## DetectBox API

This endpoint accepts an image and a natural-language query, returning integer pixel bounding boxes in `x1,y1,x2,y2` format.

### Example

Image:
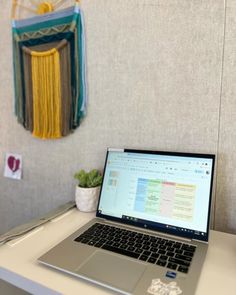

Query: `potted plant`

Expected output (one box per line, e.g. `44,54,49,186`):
74,169,103,212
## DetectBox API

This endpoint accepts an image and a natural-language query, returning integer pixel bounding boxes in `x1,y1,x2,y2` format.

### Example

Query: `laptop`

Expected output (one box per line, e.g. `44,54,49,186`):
38,148,215,295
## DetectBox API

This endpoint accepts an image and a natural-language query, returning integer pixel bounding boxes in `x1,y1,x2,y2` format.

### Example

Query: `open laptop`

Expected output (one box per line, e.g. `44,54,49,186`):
38,148,215,295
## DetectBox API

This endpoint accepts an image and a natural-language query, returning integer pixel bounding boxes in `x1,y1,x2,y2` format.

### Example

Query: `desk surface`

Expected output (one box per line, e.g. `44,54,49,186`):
0,209,236,295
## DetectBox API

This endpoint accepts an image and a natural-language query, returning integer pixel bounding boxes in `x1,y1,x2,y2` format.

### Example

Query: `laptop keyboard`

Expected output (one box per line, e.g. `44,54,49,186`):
74,223,196,274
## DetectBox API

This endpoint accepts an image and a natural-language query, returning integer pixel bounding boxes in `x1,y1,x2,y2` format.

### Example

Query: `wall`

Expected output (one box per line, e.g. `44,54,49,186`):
0,0,235,235
215,0,236,233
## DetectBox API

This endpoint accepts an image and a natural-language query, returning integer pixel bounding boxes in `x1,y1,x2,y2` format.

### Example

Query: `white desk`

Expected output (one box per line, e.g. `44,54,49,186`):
0,209,236,295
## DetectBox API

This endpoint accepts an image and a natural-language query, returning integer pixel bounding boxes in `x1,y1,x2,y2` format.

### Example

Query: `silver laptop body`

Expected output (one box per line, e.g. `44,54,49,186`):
38,148,215,295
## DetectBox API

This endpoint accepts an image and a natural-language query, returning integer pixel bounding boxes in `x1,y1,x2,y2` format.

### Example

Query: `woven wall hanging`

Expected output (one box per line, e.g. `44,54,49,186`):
11,0,87,139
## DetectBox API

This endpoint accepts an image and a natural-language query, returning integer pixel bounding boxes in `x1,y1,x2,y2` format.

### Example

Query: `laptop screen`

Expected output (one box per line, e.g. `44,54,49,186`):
97,148,215,242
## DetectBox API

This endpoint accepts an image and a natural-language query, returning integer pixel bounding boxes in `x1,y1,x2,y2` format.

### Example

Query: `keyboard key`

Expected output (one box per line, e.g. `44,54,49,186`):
139,255,148,261
119,244,127,250
94,242,103,248
151,243,159,248
74,236,83,242
143,251,151,256
175,249,183,254
169,258,190,267
188,245,196,252
128,237,136,242
159,245,166,250
175,254,192,262
142,245,150,250
79,234,91,240
135,248,143,254
160,255,168,261
166,252,174,257
167,262,177,270
151,253,159,259
106,235,114,241
182,244,194,251
150,236,157,241
136,243,142,249
173,243,181,249
178,265,189,273
184,251,194,257
81,239,90,244
166,246,174,252
113,242,121,248
102,244,139,259
127,246,135,252
158,249,166,255
121,239,128,246
156,260,167,267
148,257,157,264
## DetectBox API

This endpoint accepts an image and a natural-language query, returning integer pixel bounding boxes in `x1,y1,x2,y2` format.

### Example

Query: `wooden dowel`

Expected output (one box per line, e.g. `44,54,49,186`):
22,39,67,56
12,0,79,20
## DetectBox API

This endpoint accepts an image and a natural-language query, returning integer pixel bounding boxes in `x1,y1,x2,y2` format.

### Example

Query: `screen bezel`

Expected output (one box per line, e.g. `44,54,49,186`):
96,148,215,242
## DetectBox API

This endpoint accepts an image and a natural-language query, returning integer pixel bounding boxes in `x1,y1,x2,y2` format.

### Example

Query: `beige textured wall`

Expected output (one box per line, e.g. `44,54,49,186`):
0,0,234,235
215,0,236,233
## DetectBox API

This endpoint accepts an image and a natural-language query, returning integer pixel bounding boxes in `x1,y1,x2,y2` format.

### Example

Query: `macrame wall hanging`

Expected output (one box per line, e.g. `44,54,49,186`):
11,0,87,139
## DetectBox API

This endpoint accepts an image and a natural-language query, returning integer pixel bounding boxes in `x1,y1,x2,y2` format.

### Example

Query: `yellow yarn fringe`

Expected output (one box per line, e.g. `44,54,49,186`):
31,48,62,139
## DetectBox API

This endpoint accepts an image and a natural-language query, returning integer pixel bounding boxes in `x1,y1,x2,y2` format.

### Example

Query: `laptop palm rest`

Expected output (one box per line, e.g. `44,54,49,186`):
77,251,146,292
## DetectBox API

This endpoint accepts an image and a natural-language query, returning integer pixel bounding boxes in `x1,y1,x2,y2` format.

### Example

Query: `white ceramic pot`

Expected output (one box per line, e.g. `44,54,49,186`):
75,186,101,212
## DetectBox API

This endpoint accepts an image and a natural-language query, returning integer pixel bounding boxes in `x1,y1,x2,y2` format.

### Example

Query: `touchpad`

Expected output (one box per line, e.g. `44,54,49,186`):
77,251,146,292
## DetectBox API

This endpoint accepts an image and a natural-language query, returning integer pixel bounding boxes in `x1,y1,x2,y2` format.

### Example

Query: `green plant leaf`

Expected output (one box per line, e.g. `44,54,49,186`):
74,169,102,188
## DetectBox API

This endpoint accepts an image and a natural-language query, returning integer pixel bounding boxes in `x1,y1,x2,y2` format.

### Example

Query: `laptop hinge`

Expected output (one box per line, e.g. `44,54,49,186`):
192,239,208,244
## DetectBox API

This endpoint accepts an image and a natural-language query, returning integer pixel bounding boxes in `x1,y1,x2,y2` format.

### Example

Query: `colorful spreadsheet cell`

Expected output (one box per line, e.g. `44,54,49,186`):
134,178,196,222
